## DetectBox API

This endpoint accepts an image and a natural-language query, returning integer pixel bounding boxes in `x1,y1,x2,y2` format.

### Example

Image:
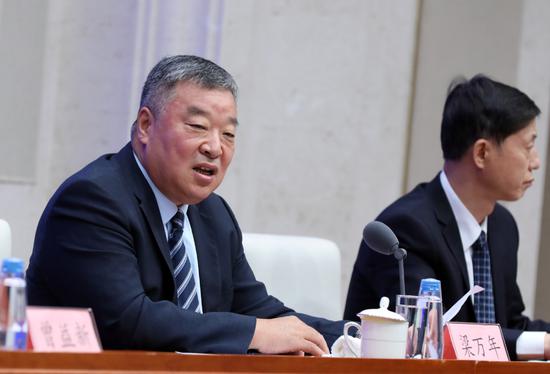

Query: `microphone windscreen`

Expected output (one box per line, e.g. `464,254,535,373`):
363,221,399,255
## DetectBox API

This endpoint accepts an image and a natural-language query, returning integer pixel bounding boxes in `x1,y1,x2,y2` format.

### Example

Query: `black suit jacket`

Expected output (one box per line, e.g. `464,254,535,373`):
27,143,343,353
344,174,550,359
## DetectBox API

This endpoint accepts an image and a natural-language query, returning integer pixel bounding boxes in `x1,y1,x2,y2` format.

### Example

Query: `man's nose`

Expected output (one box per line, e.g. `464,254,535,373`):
200,132,222,159
529,148,541,171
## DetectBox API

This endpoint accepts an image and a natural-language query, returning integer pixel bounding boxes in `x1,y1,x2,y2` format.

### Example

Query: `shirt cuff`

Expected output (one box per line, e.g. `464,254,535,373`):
516,331,546,360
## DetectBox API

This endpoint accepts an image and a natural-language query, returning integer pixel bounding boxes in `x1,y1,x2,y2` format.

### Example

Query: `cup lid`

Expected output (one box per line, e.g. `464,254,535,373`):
356,296,406,322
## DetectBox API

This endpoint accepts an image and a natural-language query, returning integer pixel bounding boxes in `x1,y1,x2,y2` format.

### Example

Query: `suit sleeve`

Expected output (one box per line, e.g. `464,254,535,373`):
218,197,345,347
493,208,550,358
29,178,262,353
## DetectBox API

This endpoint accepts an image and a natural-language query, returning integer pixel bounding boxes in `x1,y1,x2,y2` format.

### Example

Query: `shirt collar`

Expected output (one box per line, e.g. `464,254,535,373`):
440,170,488,251
133,152,188,225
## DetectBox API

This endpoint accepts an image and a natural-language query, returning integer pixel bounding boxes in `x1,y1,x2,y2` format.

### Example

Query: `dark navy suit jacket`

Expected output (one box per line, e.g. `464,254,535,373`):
27,143,343,353
344,174,550,359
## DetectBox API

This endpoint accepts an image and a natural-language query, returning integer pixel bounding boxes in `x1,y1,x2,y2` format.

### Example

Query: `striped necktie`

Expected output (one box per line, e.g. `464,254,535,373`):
472,231,496,323
168,210,200,312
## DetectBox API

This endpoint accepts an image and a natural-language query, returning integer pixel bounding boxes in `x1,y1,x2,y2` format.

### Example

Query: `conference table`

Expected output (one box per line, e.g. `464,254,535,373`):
0,350,549,373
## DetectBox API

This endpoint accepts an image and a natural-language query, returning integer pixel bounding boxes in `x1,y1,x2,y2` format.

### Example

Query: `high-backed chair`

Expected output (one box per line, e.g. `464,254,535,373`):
242,233,341,320
0,219,12,260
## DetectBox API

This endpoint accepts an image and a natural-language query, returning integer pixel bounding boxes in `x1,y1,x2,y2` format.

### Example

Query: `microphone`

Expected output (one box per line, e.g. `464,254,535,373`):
363,221,407,295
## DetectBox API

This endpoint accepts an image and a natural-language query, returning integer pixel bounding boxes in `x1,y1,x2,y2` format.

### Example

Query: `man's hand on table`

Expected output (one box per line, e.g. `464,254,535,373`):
249,316,329,356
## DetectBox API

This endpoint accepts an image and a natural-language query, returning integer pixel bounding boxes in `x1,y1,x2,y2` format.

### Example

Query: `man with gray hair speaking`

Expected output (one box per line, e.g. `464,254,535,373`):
27,55,343,355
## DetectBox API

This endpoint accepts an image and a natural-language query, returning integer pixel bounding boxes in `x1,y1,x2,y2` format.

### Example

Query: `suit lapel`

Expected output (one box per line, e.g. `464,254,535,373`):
187,203,221,312
117,143,172,272
428,175,471,291
487,210,505,322
139,197,172,269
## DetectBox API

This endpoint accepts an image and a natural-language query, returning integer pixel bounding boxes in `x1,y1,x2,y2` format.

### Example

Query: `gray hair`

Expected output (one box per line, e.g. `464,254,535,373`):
131,55,238,136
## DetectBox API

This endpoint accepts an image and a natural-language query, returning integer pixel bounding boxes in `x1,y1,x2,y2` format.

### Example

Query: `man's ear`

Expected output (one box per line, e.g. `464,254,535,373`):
472,138,490,169
135,107,154,144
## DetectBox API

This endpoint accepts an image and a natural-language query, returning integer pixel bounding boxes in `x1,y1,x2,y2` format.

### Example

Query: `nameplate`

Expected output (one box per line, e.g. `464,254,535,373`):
27,306,102,352
443,322,509,361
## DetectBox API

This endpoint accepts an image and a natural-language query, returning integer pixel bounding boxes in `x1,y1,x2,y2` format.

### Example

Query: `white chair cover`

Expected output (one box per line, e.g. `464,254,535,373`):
242,233,341,320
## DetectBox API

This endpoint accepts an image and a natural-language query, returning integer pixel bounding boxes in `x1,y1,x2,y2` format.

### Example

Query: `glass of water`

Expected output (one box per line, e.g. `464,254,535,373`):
395,294,443,359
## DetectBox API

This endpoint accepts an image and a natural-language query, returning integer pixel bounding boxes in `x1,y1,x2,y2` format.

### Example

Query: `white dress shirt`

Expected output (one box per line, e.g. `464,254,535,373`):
134,153,203,313
439,170,544,357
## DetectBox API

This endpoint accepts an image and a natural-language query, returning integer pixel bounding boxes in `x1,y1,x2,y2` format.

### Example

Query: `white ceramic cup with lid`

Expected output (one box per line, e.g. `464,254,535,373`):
343,296,408,358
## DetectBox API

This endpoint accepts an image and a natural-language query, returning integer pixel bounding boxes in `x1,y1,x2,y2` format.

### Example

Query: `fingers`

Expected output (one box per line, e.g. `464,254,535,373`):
300,323,329,355
249,316,330,356
285,316,329,355
300,337,327,356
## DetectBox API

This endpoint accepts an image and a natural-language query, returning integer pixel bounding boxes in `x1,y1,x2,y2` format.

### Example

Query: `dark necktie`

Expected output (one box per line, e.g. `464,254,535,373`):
472,231,496,323
168,210,200,312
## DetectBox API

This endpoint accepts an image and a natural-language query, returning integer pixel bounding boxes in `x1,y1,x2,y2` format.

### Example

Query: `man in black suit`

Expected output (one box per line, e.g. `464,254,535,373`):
27,55,343,355
344,75,550,360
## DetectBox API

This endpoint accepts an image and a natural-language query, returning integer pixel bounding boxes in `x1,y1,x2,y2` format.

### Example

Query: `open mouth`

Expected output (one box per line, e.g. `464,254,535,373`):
193,166,215,176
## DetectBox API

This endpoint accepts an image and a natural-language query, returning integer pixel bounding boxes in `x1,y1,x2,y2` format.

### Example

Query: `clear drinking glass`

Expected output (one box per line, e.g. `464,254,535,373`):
395,294,443,359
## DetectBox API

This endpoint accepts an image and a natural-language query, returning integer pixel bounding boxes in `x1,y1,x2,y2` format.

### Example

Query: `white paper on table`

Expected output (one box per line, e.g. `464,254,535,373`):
442,285,484,324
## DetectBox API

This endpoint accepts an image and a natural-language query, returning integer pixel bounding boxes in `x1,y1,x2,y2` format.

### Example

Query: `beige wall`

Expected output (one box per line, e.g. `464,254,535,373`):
407,0,522,188
217,0,418,308
0,0,549,318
